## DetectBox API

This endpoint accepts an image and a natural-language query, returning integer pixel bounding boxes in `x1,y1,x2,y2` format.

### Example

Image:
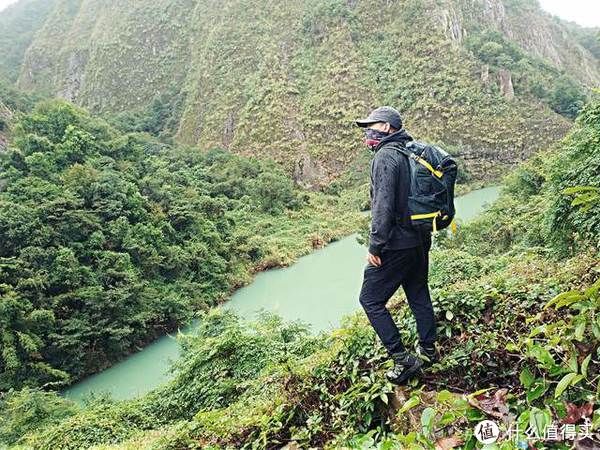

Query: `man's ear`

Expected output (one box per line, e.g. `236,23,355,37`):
384,123,391,133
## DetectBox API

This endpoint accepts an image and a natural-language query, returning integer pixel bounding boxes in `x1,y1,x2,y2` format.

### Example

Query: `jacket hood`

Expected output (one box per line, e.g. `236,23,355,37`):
373,128,413,152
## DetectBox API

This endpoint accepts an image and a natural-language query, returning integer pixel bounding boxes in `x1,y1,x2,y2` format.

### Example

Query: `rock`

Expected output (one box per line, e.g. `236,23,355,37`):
481,64,490,85
574,438,598,450
61,50,88,102
481,0,507,29
498,69,514,100
223,111,236,148
435,4,466,43
435,435,463,449
0,101,13,153
293,153,325,190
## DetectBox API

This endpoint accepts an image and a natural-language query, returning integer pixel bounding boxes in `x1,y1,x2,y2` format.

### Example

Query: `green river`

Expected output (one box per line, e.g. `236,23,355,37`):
64,185,501,402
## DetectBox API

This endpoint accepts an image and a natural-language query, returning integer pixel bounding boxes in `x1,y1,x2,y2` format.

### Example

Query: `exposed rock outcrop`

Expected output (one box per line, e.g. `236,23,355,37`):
60,50,87,102
498,68,514,99
293,153,326,190
0,100,12,152
2,0,592,185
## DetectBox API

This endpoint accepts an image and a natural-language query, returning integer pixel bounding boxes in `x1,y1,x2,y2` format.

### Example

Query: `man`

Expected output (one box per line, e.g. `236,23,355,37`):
355,106,438,385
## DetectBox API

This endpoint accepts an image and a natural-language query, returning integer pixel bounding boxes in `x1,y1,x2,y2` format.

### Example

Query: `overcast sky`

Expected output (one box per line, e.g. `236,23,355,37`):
0,0,598,26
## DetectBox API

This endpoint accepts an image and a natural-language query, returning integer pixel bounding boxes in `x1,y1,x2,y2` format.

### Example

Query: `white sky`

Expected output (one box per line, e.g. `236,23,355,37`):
0,0,18,12
0,0,598,26
538,0,600,27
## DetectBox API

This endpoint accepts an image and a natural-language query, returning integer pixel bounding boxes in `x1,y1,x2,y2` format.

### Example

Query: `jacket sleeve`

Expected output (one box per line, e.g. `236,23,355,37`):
368,148,399,257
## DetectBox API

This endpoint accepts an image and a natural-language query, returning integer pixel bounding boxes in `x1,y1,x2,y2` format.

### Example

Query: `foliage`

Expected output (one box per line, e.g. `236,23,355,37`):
0,4,599,449
0,388,77,445
4,0,587,183
465,30,589,118
546,95,600,252
0,78,40,114
0,99,362,391
548,75,588,119
0,0,57,82
12,310,324,449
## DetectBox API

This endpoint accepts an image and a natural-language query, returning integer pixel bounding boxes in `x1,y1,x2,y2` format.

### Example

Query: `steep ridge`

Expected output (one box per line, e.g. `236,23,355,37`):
0,0,57,82
5,0,597,185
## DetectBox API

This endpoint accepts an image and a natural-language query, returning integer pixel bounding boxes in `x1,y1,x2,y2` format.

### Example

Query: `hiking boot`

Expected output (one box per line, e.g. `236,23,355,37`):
418,344,439,368
385,351,423,385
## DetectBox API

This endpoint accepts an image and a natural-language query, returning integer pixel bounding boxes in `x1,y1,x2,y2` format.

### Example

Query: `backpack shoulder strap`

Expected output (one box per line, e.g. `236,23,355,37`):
387,141,413,159
392,142,443,178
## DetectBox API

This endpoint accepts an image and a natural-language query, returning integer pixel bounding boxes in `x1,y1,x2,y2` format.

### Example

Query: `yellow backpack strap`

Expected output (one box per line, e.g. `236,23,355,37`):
410,211,441,233
411,154,444,178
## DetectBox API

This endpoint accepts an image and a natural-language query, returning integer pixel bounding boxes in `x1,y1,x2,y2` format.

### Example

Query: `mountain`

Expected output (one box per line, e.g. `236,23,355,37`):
0,0,57,82
1,0,599,187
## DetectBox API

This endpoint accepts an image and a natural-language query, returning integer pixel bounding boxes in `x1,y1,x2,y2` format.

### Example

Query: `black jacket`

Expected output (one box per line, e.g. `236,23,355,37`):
368,129,429,256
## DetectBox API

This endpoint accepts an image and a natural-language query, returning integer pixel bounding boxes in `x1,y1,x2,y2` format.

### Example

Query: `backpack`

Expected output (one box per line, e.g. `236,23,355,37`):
395,141,458,233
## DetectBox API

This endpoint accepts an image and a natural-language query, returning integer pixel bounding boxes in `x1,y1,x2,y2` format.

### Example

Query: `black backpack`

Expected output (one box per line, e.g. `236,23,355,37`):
395,141,458,233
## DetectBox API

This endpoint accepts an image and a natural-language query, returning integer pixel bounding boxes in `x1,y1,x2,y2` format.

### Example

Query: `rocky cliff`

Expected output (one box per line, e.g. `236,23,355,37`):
2,0,598,185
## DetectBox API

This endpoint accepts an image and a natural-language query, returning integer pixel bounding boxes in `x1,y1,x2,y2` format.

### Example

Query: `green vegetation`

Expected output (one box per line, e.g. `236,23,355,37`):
0,1,599,448
0,0,57,82
8,0,596,184
2,94,597,450
465,30,589,118
0,100,364,391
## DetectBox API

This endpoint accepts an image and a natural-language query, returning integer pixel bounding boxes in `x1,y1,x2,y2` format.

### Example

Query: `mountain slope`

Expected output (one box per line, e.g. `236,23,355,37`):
4,94,599,450
0,0,57,82
3,0,599,185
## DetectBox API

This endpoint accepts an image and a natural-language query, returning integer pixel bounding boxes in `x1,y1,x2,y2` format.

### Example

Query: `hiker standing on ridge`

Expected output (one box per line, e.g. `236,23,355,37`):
355,106,438,385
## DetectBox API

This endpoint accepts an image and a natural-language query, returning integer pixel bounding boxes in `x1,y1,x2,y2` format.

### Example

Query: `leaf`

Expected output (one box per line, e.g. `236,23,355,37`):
574,321,586,341
436,390,453,403
380,393,389,405
555,372,578,398
445,310,454,321
562,402,594,424
544,291,584,310
527,382,547,403
584,279,600,299
519,367,535,388
581,354,592,378
592,322,600,340
592,410,600,430
421,407,436,437
528,344,557,371
571,374,584,387
399,395,420,413
469,387,493,397
529,407,552,438
562,186,600,195
567,354,579,373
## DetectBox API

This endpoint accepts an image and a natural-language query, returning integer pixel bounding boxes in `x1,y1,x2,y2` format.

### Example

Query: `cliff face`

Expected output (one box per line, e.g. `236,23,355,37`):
434,0,600,87
0,101,10,152
3,0,598,185
0,0,57,82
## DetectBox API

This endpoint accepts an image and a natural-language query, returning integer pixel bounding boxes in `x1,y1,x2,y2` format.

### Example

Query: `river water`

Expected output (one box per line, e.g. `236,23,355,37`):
63,185,501,402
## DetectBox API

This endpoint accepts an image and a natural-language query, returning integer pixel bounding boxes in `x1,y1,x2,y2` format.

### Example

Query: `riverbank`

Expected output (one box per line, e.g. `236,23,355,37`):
61,185,501,402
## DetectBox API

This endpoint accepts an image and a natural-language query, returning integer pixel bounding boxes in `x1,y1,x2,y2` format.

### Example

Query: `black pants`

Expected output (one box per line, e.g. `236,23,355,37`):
358,241,436,355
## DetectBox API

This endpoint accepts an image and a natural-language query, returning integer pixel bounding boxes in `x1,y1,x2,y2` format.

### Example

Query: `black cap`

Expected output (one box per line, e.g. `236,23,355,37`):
355,106,403,130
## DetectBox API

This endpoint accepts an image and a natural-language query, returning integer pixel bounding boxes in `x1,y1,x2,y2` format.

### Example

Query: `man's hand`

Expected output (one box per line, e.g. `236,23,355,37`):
367,252,382,267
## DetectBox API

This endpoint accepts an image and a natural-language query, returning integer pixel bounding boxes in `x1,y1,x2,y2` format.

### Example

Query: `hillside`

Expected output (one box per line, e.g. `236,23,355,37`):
0,99,369,391
2,0,598,185
0,0,57,82
1,93,598,450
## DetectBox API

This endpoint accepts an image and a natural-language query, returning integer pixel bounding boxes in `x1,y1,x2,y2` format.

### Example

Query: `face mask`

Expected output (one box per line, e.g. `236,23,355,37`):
364,128,389,148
